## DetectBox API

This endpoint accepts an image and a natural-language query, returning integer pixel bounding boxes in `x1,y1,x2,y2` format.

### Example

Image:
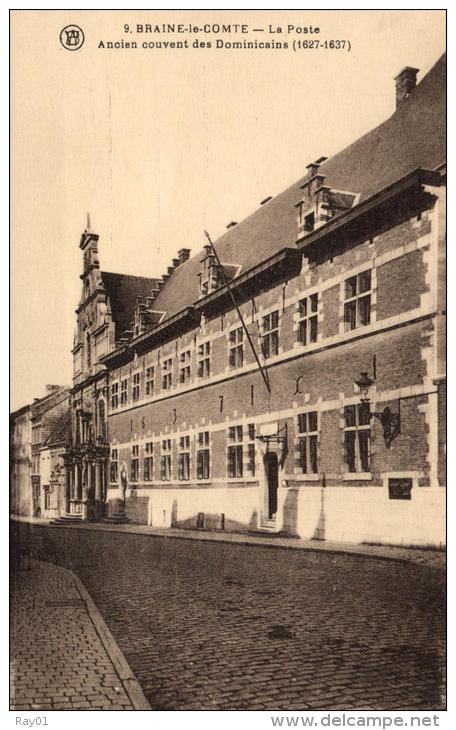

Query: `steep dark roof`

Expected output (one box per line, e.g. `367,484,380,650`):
101,272,160,337
10,403,31,420
152,54,446,319
31,386,69,419
42,408,71,447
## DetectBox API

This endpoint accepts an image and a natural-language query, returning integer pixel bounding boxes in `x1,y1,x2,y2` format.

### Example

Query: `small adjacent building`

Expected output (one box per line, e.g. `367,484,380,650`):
10,386,70,518
10,404,32,517
40,409,71,519
31,386,72,517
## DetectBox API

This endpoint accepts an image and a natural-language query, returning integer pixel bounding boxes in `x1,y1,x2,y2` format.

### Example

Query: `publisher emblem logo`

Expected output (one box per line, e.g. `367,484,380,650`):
60,25,85,51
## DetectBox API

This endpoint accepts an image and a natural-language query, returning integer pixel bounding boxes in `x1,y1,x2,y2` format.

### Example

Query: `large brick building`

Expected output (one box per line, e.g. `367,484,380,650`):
66,56,445,546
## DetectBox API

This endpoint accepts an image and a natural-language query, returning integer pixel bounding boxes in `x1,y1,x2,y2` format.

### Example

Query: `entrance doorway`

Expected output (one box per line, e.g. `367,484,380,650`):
264,452,279,519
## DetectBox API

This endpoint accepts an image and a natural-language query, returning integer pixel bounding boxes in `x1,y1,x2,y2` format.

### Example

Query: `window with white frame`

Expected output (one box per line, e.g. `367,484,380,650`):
160,439,172,481
110,448,118,483
162,359,173,390
111,382,119,410
229,327,244,369
247,423,256,477
261,311,279,359
344,403,371,473
143,442,153,481
131,444,139,482
196,432,210,479
178,435,190,481
145,366,155,396
297,412,318,474
198,342,211,379
132,372,141,402
227,424,256,478
228,426,243,478
120,378,128,406
97,400,107,442
298,294,318,346
179,351,191,384
344,270,372,331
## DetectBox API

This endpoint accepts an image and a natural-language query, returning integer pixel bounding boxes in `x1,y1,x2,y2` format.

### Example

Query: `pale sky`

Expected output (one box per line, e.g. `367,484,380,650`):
10,9,446,411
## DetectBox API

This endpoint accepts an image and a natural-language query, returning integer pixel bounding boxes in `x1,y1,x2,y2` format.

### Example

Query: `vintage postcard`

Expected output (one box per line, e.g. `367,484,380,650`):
10,8,446,719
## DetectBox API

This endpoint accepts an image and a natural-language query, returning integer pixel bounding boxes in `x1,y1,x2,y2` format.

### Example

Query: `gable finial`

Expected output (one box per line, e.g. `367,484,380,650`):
86,212,91,232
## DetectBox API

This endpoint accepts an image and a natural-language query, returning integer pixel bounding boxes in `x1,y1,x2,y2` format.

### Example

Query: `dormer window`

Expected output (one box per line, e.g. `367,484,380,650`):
296,185,358,242
198,244,239,299
304,212,315,233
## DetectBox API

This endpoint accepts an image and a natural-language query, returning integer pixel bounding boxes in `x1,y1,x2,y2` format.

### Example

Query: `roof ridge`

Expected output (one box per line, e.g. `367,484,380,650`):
147,52,445,321
101,270,159,282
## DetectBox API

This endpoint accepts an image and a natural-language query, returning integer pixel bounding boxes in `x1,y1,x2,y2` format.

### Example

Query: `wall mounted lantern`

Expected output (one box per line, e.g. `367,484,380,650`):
355,372,401,448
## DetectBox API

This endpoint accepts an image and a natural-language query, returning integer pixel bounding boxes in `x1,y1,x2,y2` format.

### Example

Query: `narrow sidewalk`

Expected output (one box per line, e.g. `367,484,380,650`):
10,559,151,711
13,515,445,569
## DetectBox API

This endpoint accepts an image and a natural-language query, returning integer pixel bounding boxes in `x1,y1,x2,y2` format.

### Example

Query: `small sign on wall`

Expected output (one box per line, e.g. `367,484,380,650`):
388,478,413,500
261,422,278,436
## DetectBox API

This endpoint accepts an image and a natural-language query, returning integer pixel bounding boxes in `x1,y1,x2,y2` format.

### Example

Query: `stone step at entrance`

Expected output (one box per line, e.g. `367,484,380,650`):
49,513,84,525
102,512,130,524
249,517,283,536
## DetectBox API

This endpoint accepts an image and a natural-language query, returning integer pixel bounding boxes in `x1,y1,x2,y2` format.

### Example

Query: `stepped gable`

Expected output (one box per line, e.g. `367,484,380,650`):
100,271,160,338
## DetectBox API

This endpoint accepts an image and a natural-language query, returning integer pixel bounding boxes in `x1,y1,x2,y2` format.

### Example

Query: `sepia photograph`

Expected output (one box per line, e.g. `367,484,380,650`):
10,8,446,717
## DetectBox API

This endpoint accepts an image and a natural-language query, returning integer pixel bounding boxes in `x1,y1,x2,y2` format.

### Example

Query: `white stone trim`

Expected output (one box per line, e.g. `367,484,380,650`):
110,380,437,450
108,301,435,417
381,471,420,494
343,472,373,481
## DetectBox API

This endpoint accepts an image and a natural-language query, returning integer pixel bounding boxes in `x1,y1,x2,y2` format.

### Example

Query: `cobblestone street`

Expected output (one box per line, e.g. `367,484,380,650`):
10,558,148,710
17,524,446,711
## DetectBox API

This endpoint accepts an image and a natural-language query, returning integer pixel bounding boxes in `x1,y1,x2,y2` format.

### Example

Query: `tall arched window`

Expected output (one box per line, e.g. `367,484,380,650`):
98,400,106,443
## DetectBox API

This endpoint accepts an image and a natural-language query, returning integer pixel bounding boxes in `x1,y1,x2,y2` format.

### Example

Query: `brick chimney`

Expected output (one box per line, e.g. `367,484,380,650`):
394,66,419,108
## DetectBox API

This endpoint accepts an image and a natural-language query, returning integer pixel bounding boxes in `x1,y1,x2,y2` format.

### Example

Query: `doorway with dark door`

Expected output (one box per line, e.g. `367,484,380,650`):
264,452,279,519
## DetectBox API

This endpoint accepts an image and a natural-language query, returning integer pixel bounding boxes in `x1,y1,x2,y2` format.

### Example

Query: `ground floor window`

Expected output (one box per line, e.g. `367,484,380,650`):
110,449,118,483
228,424,256,478
297,411,318,474
131,444,139,482
178,436,190,481
228,425,243,477
143,442,153,481
247,424,256,477
196,432,210,479
160,439,172,481
344,403,371,472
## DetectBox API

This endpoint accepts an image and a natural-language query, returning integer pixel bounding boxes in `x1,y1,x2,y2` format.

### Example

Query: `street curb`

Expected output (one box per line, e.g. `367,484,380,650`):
21,517,445,569
42,560,152,711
